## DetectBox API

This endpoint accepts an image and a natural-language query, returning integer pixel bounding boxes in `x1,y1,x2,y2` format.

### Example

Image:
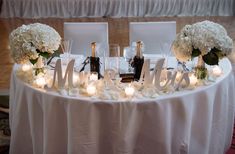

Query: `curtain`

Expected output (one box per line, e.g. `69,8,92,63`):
1,0,234,18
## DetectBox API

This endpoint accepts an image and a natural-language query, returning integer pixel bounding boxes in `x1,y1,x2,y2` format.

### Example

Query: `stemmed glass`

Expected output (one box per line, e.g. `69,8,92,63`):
104,44,120,80
160,41,172,68
61,39,73,64
123,46,135,73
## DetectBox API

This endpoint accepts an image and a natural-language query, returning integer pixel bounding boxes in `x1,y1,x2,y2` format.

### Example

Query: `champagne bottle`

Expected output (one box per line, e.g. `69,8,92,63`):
91,42,96,57
90,42,101,79
132,41,144,81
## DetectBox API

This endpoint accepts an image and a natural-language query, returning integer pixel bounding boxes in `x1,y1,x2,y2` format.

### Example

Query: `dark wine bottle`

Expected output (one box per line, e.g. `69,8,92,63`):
131,41,144,81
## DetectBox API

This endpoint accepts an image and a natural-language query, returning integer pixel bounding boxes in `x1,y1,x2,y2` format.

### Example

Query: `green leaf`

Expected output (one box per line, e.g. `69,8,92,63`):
52,50,61,57
211,47,225,59
192,48,201,58
195,67,208,79
39,52,51,59
202,52,219,65
29,58,38,65
46,50,61,65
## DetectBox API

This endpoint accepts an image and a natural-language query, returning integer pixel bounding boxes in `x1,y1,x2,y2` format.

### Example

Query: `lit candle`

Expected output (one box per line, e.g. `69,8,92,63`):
212,66,222,77
87,84,97,96
189,74,198,86
90,72,98,81
125,85,135,97
22,64,31,72
91,42,96,57
35,76,46,88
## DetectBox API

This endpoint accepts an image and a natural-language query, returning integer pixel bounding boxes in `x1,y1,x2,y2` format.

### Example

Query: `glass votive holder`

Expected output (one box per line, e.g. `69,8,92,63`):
73,72,80,86
212,65,222,77
35,74,46,88
86,83,97,96
89,72,98,81
189,73,198,86
78,71,90,87
125,84,135,98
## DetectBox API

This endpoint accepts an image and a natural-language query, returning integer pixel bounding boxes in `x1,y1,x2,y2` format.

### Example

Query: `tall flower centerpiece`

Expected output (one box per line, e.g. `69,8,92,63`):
9,23,61,75
172,20,233,79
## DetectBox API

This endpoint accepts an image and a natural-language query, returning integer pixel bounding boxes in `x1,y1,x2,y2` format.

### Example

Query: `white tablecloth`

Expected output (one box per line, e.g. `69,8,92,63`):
1,0,234,18
9,58,235,154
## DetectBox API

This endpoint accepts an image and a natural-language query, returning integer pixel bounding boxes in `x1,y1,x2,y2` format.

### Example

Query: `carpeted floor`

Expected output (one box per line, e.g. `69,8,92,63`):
0,95,10,154
0,95,234,154
227,124,235,154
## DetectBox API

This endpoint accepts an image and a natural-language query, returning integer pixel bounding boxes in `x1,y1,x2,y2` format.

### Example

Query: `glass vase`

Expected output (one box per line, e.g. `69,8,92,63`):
34,56,45,76
194,55,208,80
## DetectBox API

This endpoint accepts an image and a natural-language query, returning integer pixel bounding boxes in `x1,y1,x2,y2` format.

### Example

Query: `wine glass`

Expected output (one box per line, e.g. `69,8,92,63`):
130,41,145,56
123,46,135,72
160,41,172,68
61,39,73,64
186,58,196,72
104,44,120,80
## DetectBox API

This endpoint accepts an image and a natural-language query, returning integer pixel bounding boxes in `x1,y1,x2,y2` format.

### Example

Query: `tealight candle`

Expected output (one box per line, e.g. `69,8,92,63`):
125,85,135,97
212,66,222,77
35,77,46,88
87,84,97,96
189,74,198,86
22,64,31,72
90,72,98,81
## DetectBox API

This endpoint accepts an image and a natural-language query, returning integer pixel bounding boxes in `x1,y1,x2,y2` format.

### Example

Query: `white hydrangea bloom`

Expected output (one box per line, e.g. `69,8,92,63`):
9,23,61,64
172,20,233,62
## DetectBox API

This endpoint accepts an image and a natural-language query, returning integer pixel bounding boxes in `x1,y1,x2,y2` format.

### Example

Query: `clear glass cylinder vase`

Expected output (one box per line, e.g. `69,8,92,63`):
34,56,45,76
194,55,208,80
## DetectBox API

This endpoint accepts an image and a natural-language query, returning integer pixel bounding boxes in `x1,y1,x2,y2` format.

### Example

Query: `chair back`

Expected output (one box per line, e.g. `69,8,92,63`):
64,22,109,56
129,21,176,54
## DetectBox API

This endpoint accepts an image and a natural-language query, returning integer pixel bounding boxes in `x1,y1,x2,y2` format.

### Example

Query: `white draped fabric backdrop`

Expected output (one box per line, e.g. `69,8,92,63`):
1,0,235,18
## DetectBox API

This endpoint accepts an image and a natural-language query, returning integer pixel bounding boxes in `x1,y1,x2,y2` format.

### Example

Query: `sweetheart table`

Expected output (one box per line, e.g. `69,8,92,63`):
9,57,235,154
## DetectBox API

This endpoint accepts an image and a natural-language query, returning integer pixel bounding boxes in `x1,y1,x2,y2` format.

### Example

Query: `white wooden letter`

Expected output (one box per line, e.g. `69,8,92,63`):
50,59,75,89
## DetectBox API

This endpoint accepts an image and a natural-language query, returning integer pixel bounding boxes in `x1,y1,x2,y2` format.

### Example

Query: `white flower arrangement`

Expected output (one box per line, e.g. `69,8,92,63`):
172,20,233,65
9,23,61,64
